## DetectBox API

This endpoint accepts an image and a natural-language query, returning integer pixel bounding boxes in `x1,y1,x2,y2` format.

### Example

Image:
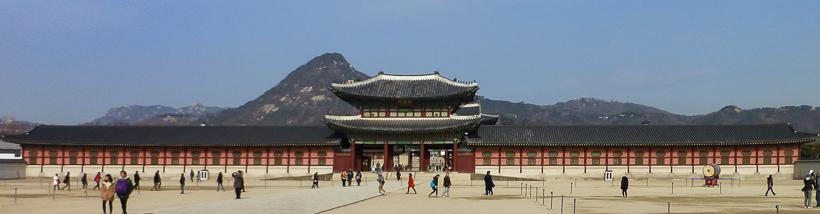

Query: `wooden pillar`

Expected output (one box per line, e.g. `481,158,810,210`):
519,146,523,173
626,146,631,173
497,146,502,174
648,146,652,174
583,146,587,173
420,143,427,172
562,146,566,174
307,147,312,173
453,142,458,172
776,144,781,172
350,143,357,172
384,143,392,172
286,147,291,174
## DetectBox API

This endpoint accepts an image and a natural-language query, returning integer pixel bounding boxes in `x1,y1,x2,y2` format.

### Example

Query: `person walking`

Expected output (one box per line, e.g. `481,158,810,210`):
355,171,362,186
179,173,186,194
620,175,629,198
93,172,101,190
803,173,815,208
100,174,115,214
53,173,61,191
63,172,71,191
81,173,88,189
428,174,439,198
396,169,402,181
312,172,319,188
134,171,141,190
442,172,451,197
233,170,244,199
216,172,225,191
377,171,386,195
151,170,161,191
341,171,348,187
115,171,134,214
484,171,494,195
347,169,353,187
406,173,417,194
815,172,820,207
189,169,195,182
196,171,202,183
765,174,776,196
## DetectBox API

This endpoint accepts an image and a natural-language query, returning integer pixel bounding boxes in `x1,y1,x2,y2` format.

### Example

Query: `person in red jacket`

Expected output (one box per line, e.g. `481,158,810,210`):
406,173,416,194
93,172,101,190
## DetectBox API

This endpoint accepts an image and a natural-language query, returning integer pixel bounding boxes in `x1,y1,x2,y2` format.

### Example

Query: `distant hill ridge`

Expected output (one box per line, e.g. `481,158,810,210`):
79,53,820,133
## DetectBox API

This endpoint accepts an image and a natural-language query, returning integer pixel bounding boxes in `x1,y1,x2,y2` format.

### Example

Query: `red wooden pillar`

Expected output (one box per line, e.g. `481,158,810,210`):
420,143,427,172
350,143,357,171
383,143,392,172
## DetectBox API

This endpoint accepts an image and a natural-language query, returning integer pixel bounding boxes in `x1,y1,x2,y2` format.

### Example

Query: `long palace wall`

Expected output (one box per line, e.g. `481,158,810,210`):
473,144,800,178
21,145,336,178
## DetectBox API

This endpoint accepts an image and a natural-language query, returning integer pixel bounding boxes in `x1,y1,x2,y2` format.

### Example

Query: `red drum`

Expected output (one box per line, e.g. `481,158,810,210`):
702,163,721,178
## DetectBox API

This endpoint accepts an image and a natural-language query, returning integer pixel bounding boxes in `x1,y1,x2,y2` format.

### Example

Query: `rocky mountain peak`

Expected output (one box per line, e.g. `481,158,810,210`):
201,53,370,126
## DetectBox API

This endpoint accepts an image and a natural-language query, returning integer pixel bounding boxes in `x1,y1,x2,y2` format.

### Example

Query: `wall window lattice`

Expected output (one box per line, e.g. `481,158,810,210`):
527,151,537,157
549,158,557,165
548,151,559,157
528,158,536,165
570,158,579,165
613,158,621,165
506,158,514,165
505,152,516,157
482,152,492,157
483,158,491,165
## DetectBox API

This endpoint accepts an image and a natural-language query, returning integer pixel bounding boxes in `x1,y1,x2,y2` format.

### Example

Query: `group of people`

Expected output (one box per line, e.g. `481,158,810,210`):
97,171,134,214
802,171,820,208
428,163,448,172
339,169,363,187
49,169,247,214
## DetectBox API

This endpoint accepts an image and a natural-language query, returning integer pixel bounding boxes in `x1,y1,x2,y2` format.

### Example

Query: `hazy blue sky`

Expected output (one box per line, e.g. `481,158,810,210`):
2,1,819,125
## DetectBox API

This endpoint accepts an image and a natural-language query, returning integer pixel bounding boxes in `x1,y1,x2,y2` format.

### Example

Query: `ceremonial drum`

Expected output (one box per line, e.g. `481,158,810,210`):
702,163,721,178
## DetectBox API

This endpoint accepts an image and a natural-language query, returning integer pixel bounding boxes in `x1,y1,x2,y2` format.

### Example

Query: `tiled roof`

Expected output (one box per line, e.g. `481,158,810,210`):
322,115,483,133
467,124,819,146
2,125,342,146
329,73,479,100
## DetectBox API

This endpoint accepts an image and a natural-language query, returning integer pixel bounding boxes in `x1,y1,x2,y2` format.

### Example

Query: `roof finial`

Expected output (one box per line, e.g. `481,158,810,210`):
378,71,384,75
434,70,439,75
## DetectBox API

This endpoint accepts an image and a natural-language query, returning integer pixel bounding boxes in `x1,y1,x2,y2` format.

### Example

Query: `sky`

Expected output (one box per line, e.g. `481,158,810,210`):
1,1,819,125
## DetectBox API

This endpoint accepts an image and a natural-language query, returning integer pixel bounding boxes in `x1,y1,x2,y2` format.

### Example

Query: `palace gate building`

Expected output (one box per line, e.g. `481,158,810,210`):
3,72,818,178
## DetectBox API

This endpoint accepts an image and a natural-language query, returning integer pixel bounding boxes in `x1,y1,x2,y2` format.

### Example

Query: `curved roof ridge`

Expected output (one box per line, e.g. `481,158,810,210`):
331,72,477,88
323,115,481,121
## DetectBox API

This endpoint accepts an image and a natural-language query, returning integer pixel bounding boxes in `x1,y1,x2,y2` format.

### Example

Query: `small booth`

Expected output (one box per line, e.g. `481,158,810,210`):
199,169,209,181
604,170,613,181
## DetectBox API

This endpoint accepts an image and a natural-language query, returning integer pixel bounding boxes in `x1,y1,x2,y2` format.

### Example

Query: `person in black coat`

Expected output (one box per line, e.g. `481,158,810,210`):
803,173,815,208
133,171,141,190
620,176,629,198
765,175,775,196
152,170,161,191
217,172,225,191
179,173,186,194
312,172,319,188
484,171,494,195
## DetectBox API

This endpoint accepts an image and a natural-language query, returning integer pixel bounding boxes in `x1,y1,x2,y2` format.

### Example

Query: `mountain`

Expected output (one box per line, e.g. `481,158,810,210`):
0,117,36,136
199,53,370,126
86,102,224,125
80,52,820,134
692,105,820,133
480,97,691,126
479,97,820,133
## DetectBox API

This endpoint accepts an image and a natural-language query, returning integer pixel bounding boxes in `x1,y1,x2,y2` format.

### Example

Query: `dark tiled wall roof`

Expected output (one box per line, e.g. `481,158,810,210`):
2,125,342,146
467,124,819,146
329,74,479,100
